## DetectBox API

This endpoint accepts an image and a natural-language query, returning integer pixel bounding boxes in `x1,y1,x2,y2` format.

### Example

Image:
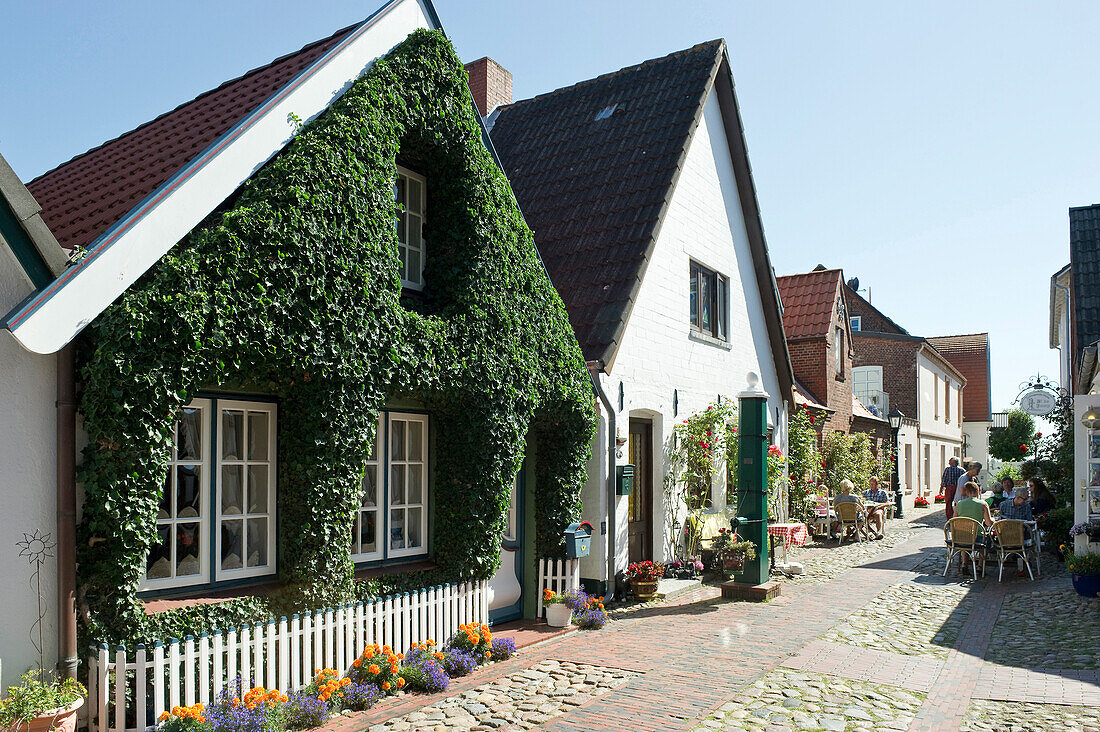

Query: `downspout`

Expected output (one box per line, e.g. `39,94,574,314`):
588,365,617,600
57,344,78,679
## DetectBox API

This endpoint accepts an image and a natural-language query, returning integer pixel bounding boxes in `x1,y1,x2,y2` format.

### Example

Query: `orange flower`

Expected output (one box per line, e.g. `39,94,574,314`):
395,677,406,688
159,712,169,722
426,638,435,646
433,652,444,660
352,658,362,668
396,653,404,660
484,651,491,658
368,664,381,674
381,681,391,691
382,645,392,655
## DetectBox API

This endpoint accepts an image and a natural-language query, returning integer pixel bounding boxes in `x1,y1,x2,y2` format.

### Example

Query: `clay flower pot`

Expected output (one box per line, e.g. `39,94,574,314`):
545,603,573,627
8,697,84,732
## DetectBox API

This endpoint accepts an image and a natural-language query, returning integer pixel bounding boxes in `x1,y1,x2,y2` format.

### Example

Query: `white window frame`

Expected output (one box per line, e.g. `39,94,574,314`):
352,411,430,564
396,167,426,291
850,316,861,332
352,415,384,562
142,397,277,592
834,327,844,375
143,399,212,591
214,400,278,582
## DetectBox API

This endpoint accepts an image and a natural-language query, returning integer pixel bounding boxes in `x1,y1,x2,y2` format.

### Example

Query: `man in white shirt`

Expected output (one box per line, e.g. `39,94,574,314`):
954,462,982,508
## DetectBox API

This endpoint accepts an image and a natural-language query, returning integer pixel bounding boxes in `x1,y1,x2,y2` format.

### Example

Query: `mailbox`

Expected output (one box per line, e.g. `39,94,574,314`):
616,464,634,495
564,521,594,558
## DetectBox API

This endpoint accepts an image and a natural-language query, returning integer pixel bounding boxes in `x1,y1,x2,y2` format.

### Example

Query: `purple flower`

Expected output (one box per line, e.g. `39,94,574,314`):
561,588,590,613
335,683,381,712
205,678,268,732
400,645,449,693
284,691,329,729
442,648,479,677
490,637,517,661
574,608,608,630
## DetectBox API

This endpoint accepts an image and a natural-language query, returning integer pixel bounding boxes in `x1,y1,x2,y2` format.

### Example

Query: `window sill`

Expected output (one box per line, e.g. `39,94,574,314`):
687,329,731,350
353,558,439,580
141,579,280,615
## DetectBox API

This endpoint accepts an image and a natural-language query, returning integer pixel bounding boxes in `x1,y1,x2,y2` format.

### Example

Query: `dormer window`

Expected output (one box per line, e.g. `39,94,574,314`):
395,167,425,290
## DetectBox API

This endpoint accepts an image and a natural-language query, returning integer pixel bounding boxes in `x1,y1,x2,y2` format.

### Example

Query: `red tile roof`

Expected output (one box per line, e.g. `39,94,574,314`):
927,333,991,421
775,268,843,340
26,23,357,252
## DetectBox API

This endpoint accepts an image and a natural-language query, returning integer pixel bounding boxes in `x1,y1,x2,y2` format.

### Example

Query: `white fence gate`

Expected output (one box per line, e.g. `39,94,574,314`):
86,580,488,732
535,558,580,617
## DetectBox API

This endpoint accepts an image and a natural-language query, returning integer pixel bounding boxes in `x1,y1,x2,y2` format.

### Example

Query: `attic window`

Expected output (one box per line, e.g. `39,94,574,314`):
395,167,425,290
594,104,618,121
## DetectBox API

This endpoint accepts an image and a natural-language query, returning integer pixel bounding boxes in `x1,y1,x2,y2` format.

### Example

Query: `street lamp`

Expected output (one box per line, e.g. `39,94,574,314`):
888,408,904,519
1082,406,1100,430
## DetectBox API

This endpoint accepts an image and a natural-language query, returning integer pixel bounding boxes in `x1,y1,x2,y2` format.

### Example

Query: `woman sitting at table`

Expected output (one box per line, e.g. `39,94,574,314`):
955,481,993,527
833,479,866,538
987,476,1014,507
861,476,889,538
1028,477,1055,515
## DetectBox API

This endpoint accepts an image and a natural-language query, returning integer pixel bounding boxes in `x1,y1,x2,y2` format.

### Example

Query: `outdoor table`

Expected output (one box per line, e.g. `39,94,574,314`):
864,502,891,538
768,522,809,569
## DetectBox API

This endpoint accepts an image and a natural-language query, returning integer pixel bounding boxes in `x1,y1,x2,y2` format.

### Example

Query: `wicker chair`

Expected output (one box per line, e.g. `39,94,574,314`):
834,501,867,545
944,517,985,580
990,519,1034,582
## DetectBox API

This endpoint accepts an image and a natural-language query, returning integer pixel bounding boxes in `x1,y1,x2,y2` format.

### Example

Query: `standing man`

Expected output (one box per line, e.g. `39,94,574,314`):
941,457,965,520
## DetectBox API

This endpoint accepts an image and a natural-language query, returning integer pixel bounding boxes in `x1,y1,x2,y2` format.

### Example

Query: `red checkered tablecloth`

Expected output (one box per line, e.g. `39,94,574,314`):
767,522,810,551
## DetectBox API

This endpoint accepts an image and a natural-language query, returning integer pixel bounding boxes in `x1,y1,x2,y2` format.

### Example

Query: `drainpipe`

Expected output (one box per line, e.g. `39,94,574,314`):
588,364,617,600
56,344,78,679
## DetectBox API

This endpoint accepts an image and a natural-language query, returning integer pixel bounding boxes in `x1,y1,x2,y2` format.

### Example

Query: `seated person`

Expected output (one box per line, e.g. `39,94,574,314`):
987,476,1014,507
833,479,865,537
1028,477,1056,515
861,476,889,538
998,488,1034,523
953,481,992,568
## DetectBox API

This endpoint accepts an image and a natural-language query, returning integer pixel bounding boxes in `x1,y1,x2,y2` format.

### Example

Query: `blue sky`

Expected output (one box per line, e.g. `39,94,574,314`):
2,1,1096,414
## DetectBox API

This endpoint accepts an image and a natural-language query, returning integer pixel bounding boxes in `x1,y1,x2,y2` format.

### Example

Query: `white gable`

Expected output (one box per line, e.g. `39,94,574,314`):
4,0,439,355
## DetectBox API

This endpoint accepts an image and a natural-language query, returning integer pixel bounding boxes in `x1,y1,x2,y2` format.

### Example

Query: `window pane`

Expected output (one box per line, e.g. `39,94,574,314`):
362,466,377,507
395,177,406,208
408,178,422,215
398,243,409,281
715,277,727,340
700,273,712,332
177,523,201,576
407,249,421,285
408,420,423,460
221,520,244,570
358,510,376,554
221,466,243,515
177,407,203,460
222,410,244,460
408,214,422,249
407,464,423,504
248,465,268,513
147,526,172,579
689,271,698,328
248,412,269,461
391,465,405,505
390,509,405,550
407,507,422,549
247,519,268,568
159,471,172,519
391,421,406,461
177,465,202,518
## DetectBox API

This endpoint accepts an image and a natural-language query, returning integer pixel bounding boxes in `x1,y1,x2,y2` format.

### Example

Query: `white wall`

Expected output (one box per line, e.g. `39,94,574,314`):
962,420,991,480
580,87,788,584
0,245,59,690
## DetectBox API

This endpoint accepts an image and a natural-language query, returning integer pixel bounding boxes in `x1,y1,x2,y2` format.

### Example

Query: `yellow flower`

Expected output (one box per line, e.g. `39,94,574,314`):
159,712,170,722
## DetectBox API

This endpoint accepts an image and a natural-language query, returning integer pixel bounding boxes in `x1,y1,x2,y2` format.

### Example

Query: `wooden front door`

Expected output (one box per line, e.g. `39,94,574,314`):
627,419,653,563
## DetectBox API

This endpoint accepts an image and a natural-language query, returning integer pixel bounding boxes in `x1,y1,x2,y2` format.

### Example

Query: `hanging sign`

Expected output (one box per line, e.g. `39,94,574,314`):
1019,388,1058,417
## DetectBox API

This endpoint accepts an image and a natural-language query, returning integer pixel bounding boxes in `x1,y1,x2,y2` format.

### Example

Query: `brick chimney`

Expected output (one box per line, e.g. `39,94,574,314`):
465,57,512,117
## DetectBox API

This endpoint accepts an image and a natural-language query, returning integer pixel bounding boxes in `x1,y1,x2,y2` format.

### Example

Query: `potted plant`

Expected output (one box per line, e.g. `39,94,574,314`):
913,496,929,508
1069,521,1100,542
542,589,573,627
0,671,86,732
1064,549,1100,598
712,528,757,575
933,494,946,504
626,561,664,601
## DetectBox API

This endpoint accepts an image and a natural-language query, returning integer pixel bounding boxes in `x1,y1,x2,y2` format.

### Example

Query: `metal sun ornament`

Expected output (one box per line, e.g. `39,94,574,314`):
17,529,56,676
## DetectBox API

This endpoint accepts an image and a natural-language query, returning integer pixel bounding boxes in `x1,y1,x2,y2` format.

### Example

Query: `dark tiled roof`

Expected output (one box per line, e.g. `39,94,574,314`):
775,269,842,340
927,333,991,421
1070,204,1100,351
26,24,357,252
489,40,724,364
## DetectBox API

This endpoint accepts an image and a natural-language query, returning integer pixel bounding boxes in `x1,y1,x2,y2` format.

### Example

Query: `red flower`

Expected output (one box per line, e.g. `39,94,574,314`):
1019,444,1027,452
1035,432,1042,438
707,405,713,410
809,415,815,424
705,430,712,436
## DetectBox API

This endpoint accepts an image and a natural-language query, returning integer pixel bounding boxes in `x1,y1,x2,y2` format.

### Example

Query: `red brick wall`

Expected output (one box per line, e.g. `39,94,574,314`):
851,334,921,418
846,287,906,335
465,57,513,117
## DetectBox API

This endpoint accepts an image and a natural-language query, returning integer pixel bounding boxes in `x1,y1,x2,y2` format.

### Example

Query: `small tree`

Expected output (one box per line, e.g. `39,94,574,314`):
786,408,819,519
989,409,1037,462
821,430,876,492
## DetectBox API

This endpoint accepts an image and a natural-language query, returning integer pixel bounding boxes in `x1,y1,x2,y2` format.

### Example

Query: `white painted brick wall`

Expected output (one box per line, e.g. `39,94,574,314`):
581,88,788,579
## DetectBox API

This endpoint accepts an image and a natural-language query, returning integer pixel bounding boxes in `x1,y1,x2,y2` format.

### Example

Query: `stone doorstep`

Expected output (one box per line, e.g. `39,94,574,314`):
720,579,782,602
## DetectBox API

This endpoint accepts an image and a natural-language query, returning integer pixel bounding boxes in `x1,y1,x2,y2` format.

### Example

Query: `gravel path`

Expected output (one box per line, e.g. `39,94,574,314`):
691,668,925,732
960,699,1100,731
362,660,636,731
985,588,1100,670
820,581,976,659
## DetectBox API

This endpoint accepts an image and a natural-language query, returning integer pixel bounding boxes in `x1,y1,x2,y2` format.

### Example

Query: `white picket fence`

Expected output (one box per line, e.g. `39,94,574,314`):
535,557,580,617
86,580,488,732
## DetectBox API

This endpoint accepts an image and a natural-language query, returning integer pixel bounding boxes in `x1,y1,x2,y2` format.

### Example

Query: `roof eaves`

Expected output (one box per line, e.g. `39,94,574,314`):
0,152,66,289
1050,263,1072,349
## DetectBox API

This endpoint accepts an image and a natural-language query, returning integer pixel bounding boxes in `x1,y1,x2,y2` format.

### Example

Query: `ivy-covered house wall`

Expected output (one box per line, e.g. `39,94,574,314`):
74,29,596,645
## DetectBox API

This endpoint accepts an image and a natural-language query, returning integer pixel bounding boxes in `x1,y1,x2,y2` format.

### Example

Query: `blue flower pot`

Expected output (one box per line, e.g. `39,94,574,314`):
1071,573,1100,598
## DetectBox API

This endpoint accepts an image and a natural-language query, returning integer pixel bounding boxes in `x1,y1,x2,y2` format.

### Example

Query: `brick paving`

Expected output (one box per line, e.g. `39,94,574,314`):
323,512,1099,732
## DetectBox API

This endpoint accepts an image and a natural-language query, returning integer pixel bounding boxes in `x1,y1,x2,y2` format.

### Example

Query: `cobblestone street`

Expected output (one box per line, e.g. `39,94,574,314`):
324,509,1099,732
